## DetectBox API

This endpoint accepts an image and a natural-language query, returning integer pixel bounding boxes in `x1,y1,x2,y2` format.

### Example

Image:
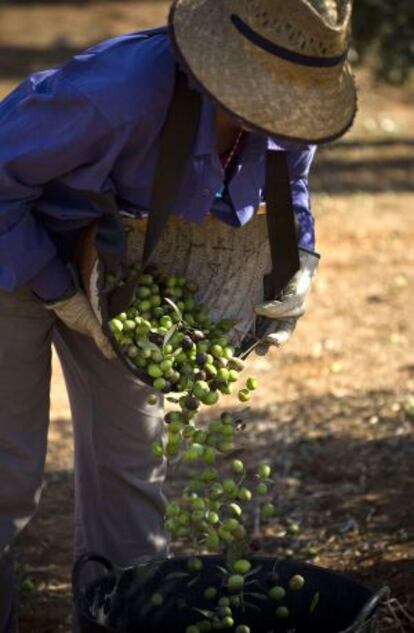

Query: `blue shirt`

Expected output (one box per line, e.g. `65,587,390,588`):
0,28,316,301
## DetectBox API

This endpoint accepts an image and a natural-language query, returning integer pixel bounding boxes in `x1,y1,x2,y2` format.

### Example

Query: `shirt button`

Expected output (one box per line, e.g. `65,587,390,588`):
202,188,210,197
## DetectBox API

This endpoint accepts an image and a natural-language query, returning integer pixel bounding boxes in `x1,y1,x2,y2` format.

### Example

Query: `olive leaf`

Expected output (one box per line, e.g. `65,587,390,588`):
245,578,261,588
137,337,159,352
186,576,200,588
163,323,178,350
192,608,213,618
310,591,320,613
215,565,230,576
164,297,183,321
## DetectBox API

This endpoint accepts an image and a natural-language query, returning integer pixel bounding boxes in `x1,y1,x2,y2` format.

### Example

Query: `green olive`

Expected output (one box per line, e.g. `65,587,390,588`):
276,606,290,619
187,557,203,572
228,369,239,383
202,391,220,406
231,459,244,474
232,559,251,575
258,464,272,479
269,586,286,601
205,531,220,550
238,487,252,502
223,479,237,496
246,377,258,390
204,586,218,600
147,364,163,379
261,503,276,519
151,441,164,458
111,319,123,333
256,483,268,496
238,389,250,403
229,503,242,518
227,574,244,592
289,574,305,591
153,377,167,391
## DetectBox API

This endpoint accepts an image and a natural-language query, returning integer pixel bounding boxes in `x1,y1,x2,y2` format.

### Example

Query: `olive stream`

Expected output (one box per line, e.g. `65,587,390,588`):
108,265,309,632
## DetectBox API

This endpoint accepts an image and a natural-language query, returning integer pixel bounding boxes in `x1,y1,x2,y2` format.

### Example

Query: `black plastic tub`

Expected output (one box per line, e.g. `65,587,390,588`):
73,554,389,633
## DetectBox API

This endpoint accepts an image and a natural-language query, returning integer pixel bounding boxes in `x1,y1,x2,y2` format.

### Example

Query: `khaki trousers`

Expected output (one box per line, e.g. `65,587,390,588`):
0,288,168,632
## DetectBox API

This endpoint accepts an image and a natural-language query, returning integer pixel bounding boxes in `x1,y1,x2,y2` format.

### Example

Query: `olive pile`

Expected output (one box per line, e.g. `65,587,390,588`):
110,266,249,399
109,266,309,632
151,558,308,633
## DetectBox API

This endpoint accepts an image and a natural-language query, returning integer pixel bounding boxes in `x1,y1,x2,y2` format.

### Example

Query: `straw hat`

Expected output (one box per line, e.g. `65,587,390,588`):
169,0,357,144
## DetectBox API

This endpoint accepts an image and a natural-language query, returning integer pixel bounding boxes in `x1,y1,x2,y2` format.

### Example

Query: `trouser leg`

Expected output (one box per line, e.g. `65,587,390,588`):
0,289,53,633
53,323,168,573
0,550,17,633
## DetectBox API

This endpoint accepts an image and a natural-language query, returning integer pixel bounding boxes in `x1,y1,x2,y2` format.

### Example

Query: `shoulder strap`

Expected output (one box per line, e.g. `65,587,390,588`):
264,151,300,299
142,70,202,265
80,68,200,272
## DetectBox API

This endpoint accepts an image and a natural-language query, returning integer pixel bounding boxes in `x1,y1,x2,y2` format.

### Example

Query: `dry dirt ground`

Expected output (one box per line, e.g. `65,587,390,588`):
1,2,413,632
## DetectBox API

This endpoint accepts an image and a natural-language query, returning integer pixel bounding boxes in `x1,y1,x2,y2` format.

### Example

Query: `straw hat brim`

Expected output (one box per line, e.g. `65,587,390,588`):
169,1,357,144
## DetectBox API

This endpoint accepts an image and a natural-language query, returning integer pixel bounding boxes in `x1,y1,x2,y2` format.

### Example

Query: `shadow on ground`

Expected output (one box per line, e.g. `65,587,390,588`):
15,388,413,631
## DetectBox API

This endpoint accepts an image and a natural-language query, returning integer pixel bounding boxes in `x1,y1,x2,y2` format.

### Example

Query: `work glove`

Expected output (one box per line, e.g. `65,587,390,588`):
254,249,320,354
46,290,116,360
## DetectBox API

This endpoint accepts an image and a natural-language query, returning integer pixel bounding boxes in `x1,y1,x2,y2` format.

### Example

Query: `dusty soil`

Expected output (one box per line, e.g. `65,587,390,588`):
1,2,413,632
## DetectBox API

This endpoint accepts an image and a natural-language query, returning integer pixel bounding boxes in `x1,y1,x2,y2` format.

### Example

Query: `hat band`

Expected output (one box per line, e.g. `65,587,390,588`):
231,14,348,68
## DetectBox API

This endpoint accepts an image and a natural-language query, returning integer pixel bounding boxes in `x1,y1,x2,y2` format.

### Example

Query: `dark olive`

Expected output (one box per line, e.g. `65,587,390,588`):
164,412,175,425
149,333,164,346
185,397,201,411
182,335,194,351
209,379,222,392
196,352,208,367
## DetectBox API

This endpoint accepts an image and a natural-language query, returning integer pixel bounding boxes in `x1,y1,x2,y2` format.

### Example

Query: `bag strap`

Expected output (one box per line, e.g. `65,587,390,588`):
263,150,300,299
80,67,200,277
142,69,202,266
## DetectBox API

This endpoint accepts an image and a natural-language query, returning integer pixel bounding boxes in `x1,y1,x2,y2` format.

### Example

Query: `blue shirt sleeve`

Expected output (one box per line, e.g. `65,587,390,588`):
0,74,116,299
0,33,176,300
268,140,317,251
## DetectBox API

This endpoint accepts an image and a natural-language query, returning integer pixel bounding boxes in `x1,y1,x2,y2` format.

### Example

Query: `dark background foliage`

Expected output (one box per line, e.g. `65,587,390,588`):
352,0,414,84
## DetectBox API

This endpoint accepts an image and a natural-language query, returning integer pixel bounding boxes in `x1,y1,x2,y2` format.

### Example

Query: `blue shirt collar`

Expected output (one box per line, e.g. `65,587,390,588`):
193,95,269,161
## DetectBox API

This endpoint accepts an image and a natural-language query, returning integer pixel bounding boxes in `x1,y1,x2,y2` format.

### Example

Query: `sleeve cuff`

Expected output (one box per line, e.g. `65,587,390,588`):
30,256,73,302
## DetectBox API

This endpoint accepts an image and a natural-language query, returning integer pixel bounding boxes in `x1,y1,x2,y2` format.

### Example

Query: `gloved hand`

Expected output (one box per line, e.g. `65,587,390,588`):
46,290,116,360
254,249,320,354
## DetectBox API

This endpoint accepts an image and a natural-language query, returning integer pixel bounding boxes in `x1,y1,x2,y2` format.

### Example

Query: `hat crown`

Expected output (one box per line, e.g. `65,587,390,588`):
307,0,350,26
243,0,352,58
170,0,357,144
